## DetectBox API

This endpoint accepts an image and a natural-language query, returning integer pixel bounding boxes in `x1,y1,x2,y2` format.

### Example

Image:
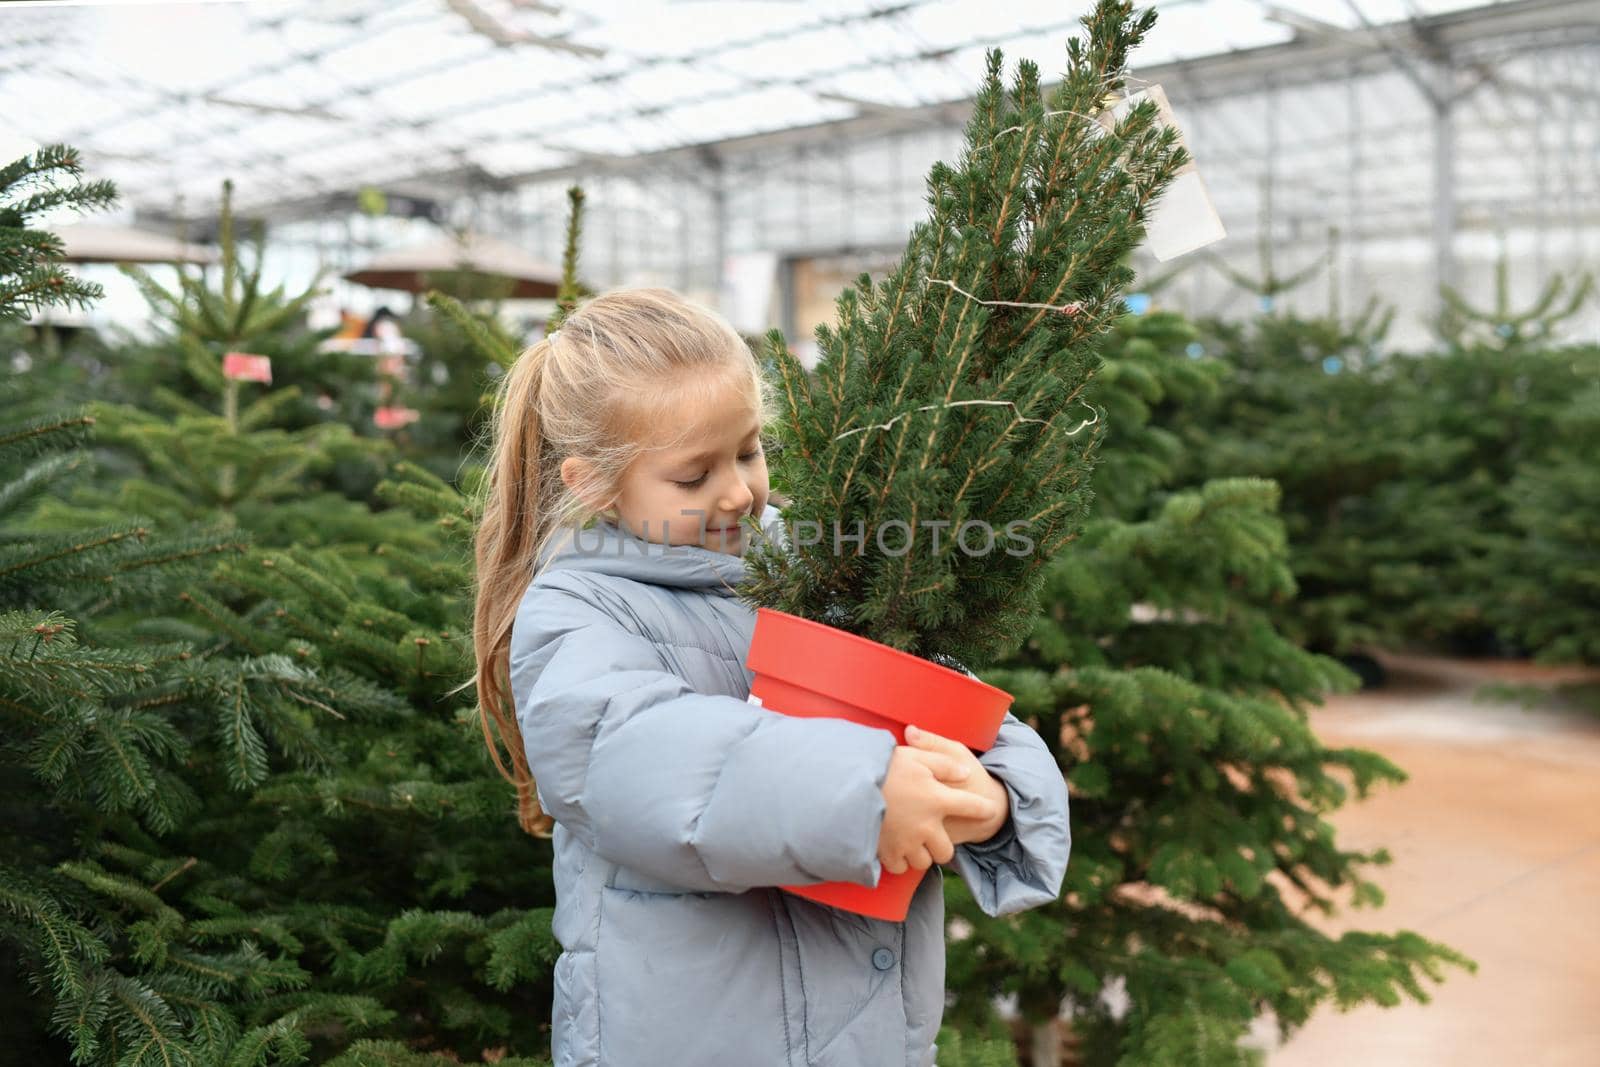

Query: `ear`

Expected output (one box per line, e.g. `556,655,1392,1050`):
560,456,617,513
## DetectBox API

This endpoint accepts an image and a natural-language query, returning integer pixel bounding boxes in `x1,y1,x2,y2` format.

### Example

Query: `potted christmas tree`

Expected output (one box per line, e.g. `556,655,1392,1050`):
735,0,1192,920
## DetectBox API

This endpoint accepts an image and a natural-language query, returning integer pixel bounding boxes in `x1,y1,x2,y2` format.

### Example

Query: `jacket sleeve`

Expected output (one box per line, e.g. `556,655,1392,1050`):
509,576,898,894
950,708,1071,916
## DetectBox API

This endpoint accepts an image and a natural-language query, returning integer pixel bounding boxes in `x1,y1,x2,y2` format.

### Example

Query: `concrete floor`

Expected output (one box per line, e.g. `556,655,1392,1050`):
1261,652,1600,1067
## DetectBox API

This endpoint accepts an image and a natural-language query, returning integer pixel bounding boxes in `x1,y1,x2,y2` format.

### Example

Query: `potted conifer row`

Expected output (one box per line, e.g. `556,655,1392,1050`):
735,0,1190,921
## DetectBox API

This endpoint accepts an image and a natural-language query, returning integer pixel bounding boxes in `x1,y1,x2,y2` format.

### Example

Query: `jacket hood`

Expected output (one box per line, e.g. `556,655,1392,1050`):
535,502,789,596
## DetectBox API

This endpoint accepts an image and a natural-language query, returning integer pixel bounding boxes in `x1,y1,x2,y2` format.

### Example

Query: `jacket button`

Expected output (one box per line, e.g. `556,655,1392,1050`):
871,947,896,971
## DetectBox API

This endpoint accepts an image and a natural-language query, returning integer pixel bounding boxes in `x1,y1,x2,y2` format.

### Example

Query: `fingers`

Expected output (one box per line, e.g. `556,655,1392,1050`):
880,829,954,875
927,827,956,865
895,746,969,782
905,724,966,757
882,846,932,874
940,784,1002,822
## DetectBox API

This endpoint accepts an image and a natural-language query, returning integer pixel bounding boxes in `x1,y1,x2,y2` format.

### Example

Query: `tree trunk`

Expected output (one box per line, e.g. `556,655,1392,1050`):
1011,1016,1083,1067
1031,1021,1062,1067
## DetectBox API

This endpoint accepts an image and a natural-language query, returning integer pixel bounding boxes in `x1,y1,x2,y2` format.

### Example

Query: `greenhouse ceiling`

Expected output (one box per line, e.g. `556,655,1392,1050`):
1,0,1560,225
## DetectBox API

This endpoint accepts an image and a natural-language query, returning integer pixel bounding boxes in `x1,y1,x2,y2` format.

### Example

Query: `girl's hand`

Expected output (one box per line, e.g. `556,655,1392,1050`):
902,724,1011,848
877,745,999,875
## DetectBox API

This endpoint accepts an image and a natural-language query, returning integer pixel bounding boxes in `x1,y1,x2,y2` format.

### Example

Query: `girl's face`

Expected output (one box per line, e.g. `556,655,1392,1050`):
568,372,771,555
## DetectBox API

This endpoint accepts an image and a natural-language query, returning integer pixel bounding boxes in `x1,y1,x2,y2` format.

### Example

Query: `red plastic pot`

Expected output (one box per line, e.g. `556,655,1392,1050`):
744,607,1014,921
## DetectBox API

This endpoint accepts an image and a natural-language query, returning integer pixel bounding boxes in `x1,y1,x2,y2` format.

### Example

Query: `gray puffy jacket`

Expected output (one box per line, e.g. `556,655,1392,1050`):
510,503,1070,1067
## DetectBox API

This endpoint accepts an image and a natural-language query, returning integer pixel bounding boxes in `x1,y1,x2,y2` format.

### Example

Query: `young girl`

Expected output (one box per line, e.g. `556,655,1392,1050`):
471,288,1070,1067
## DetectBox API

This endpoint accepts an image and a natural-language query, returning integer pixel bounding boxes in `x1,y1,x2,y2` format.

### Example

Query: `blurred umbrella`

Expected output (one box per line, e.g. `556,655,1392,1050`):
342,232,562,299
54,222,218,265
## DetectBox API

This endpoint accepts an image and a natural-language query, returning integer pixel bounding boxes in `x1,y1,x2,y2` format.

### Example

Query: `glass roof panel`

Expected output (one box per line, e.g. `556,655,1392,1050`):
1138,0,1293,64
591,1,845,60
0,0,1536,224
615,61,742,106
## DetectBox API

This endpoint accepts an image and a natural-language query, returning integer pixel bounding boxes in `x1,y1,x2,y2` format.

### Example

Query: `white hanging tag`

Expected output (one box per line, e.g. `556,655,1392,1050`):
1098,84,1226,262
746,693,764,707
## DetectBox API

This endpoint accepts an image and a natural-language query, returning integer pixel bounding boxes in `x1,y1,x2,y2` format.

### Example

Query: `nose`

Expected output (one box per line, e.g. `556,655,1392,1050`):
718,470,755,516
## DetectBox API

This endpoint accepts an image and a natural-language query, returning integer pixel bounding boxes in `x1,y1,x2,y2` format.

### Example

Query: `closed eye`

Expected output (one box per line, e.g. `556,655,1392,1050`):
673,448,763,489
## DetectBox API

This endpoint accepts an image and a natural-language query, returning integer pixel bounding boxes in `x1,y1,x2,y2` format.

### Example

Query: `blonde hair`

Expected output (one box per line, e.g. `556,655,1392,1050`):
469,287,776,836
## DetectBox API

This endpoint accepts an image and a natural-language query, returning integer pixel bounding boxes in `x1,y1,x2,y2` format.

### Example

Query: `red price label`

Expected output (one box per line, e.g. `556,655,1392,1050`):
222,352,273,384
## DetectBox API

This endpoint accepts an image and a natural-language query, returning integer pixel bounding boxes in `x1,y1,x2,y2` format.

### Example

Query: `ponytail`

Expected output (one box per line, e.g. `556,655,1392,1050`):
471,335,559,837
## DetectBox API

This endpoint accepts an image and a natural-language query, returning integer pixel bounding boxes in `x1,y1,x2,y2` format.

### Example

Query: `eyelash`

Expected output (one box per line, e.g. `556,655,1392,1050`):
673,448,763,489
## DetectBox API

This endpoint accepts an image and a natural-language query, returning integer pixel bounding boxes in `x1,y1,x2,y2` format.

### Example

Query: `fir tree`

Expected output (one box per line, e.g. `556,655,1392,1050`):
708,2,1474,1056
9,153,560,1063
30,183,397,546
937,1021,1026,1067
1493,377,1600,666
1169,303,1412,664
0,143,115,322
1359,341,1581,657
0,146,314,1067
1084,307,1220,521
742,0,1189,668
105,201,579,1064
0,147,120,425
30,442,560,1063
142,456,560,1064
940,308,1474,1066
1434,254,1594,351
392,271,520,479
0,400,292,1067
1202,195,1331,313
546,187,587,332
113,180,384,444
1172,303,1600,666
